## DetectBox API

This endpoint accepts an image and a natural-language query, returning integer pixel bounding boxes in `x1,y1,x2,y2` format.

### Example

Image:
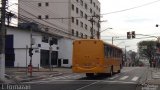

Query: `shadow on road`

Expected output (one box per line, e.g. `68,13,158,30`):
78,74,112,80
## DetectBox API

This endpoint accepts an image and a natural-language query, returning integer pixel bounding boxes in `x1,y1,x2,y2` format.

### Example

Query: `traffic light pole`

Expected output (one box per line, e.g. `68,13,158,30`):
49,37,52,71
0,0,7,81
29,28,33,77
49,45,52,71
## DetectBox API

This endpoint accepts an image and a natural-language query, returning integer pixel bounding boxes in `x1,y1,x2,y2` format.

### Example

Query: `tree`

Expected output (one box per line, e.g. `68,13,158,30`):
129,51,137,66
138,40,157,67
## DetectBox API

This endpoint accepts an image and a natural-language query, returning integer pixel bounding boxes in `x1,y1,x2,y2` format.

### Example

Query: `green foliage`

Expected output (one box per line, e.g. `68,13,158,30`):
137,40,157,63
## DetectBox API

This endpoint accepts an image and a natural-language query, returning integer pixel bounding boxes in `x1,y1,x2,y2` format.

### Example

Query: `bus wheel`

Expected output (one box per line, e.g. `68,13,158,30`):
86,73,94,77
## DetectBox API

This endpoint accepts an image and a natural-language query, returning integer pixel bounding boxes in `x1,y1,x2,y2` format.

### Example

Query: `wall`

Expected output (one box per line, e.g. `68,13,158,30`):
58,38,73,67
6,27,59,67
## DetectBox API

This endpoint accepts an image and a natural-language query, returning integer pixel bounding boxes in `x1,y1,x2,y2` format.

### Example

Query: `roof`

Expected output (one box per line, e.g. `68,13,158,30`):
74,39,122,50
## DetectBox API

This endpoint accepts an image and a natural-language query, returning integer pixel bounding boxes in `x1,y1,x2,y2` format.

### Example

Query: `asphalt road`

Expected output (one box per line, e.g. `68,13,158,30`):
17,67,160,90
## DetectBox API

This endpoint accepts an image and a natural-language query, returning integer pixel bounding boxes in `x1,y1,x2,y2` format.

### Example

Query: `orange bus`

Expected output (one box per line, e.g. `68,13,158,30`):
72,39,123,77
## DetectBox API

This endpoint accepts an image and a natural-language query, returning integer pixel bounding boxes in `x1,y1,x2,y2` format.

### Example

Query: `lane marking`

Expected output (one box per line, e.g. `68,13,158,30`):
53,75,82,79
109,75,119,80
103,80,136,84
75,81,101,90
119,76,129,80
131,76,139,81
25,79,137,84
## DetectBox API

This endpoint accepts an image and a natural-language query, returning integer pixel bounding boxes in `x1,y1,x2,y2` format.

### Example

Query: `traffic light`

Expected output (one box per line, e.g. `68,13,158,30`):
127,32,131,39
132,31,135,38
29,48,33,57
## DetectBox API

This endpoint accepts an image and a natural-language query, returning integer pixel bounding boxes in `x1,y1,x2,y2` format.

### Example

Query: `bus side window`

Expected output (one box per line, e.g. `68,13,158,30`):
108,46,111,57
110,47,112,57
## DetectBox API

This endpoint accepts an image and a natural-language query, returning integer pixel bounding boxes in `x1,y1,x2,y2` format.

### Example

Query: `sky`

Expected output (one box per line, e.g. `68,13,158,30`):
100,0,160,51
7,0,160,52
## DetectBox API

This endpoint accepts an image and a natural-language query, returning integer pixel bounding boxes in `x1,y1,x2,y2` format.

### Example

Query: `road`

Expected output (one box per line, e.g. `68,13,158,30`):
19,67,160,90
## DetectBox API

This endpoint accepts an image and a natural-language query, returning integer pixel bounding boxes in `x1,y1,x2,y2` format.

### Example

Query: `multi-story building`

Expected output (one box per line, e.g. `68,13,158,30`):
17,0,100,67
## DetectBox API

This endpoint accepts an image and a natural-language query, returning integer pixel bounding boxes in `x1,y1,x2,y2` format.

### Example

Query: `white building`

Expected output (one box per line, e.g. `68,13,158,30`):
6,26,60,67
13,0,100,67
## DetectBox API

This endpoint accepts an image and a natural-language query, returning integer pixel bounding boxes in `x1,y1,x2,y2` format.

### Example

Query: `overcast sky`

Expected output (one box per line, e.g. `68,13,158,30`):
100,0,160,51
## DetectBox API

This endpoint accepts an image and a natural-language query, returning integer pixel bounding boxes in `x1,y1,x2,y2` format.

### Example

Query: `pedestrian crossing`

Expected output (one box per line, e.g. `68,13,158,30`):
119,76,129,80
152,72,160,79
24,73,140,84
109,75,139,82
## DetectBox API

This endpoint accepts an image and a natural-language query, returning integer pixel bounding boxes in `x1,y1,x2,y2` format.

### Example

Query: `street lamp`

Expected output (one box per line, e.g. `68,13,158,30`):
95,28,113,39
112,36,119,45
100,28,113,33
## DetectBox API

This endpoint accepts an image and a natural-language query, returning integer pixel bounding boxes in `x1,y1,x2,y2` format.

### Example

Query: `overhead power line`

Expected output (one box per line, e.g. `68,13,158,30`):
102,0,160,15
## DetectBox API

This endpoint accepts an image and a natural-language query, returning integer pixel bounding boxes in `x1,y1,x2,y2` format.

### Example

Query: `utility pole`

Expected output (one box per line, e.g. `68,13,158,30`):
112,37,119,45
89,16,95,39
124,46,127,67
28,28,33,77
0,0,7,81
112,37,113,45
49,37,52,71
97,16,100,39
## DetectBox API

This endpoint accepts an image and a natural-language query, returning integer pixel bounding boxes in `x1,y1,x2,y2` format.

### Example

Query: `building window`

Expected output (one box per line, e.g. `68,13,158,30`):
72,29,74,36
85,24,87,30
96,6,98,10
80,21,83,28
45,15,49,19
80,0,83,6
42,36,49,43
72,4,74,10
90,0,92,4
85,3,87,10
90,8,92,13
45,2,49,6
38,3,41,7
51,37,58,45
38,15,42,19
85,14,87,20
72,17,74,23
76,31,79,37
80,10,83,17
76,0,79,2
85,35,87,39
81,33,83,38
93,2,95,7
76,7,79,14
76,19,79,25
63,59,68,64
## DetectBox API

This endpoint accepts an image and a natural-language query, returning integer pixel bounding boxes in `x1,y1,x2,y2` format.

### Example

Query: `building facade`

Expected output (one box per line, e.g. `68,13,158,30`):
15,0,100,67
6,26,61,67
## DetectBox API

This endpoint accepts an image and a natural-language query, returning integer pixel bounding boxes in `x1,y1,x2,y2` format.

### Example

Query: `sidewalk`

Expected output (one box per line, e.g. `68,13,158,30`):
145,68,160,85
2,67,72,84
